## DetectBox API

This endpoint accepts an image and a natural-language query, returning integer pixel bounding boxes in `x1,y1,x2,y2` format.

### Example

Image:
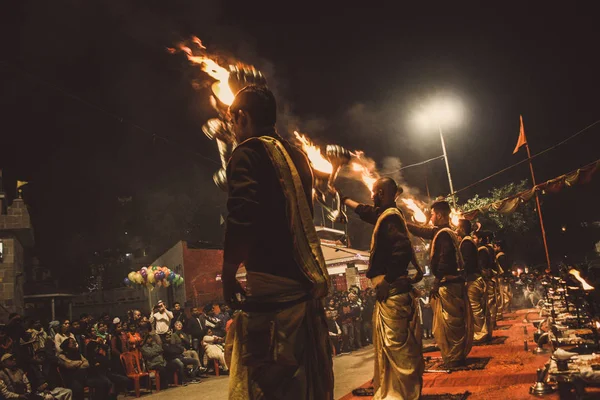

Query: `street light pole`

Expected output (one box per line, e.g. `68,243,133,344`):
439,125,456,207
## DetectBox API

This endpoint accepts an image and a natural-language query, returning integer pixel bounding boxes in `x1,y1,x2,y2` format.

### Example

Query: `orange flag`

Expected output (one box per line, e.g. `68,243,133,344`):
513,115,528,154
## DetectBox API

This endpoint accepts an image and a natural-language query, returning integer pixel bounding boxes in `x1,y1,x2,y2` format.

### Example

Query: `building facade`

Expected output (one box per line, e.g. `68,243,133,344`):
0,193,34,319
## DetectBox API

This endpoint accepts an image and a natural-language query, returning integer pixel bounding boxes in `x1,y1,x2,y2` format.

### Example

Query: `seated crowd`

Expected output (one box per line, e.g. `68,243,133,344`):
0,301,232,400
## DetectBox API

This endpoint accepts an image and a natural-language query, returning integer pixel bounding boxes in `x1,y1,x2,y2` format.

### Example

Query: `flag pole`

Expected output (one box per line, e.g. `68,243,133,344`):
525,142,552,271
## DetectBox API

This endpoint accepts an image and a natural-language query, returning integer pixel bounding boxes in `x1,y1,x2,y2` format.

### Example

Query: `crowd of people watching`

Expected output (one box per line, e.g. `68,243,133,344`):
0,266,567,399
0,300,233,400
325,286,376,355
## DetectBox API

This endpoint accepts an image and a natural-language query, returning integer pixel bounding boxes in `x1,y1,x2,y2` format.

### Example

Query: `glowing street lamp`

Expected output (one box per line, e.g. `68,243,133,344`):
412,97,464,206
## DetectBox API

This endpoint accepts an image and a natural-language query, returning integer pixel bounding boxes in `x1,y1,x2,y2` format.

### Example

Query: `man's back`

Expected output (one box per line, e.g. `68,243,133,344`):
224,133,313,285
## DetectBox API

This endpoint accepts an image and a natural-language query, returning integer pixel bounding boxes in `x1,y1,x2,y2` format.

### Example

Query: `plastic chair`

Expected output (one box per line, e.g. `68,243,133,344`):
202,350,220,376
133,350,179,388
120,352,152,397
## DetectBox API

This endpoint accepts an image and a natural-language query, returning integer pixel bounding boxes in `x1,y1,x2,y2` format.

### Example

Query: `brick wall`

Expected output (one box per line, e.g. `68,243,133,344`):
182,244,223,308
0,199,32,231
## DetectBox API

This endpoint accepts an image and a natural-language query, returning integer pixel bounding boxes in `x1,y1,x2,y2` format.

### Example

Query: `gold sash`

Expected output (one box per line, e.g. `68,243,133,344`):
430,227,464,271
495,251,506,275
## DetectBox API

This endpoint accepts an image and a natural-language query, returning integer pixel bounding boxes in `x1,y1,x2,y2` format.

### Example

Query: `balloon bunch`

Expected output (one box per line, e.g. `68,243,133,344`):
124,266,184,289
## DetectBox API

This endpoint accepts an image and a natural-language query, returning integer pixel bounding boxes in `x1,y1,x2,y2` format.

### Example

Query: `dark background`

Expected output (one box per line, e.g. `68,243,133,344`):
1,2,598,290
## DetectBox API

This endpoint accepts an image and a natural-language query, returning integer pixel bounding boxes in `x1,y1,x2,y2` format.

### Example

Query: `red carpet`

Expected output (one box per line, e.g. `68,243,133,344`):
339,309,562,400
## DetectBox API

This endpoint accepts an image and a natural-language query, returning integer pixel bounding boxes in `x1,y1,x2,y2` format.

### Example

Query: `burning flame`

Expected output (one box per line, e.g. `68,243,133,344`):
569,268,595,291
351,162,377,193
351,151,380,193
294,131,333,174
176,40,235,106
401,199,427,223
450,208,461,227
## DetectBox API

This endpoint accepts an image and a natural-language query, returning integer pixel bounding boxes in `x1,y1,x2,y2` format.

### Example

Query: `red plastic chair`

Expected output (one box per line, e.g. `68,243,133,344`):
120,352,152,397
134,350,179,388
202,350,221,376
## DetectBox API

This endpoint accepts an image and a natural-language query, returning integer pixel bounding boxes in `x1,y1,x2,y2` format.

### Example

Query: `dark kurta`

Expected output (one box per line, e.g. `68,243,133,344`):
407,223,459,280
477,246,495,272
460,238,480,280
355,205,413,283
224,132,313,285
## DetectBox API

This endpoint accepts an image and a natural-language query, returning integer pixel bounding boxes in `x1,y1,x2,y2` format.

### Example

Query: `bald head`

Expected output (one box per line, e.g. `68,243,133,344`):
372,177,401,207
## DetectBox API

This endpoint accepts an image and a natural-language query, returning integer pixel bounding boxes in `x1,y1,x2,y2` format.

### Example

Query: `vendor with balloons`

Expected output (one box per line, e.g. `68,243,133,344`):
150,300,173,342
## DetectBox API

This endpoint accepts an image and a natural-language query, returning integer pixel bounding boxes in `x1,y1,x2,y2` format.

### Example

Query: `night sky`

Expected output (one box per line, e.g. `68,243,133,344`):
1,2,599,287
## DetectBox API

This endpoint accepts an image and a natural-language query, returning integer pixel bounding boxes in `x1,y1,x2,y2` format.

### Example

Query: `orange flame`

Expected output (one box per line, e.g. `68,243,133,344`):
351,151,380,193
401,199,427,223
351,162,378,193
569,269,595,291
293,131,333,174
177,42,234,105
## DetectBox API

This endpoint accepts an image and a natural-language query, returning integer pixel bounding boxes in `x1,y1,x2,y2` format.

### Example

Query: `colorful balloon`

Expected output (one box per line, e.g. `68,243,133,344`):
123,278,131,286
133,272,144,284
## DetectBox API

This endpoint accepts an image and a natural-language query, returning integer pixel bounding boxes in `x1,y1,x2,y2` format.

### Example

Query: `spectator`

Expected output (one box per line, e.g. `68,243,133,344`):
26,321,49,354
5,314,26,347
94,323,108,343
150,300,174,339
213,304,230,334
361,289,376,345
339,299,356,353
69,321,87,355
126,324,142,351
347,289,363,349
162,332,201,382
78,314,91,333
127,310,142,327
326,298,338,315
419,288,433,339
203,305,223,337
95,313,112,334
5,314,28,369
0,353,36,400
202,329,228,373
171,322,201,365
58,338,110,400
170,302,187,330
48,321,60,341
140,334,170,389
524,282,540,307
0,327,14,357
326,310,342,355
86,341,129,398
185,307,206,354
55,320,77,355
109,322,128,374
27,349,73,400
